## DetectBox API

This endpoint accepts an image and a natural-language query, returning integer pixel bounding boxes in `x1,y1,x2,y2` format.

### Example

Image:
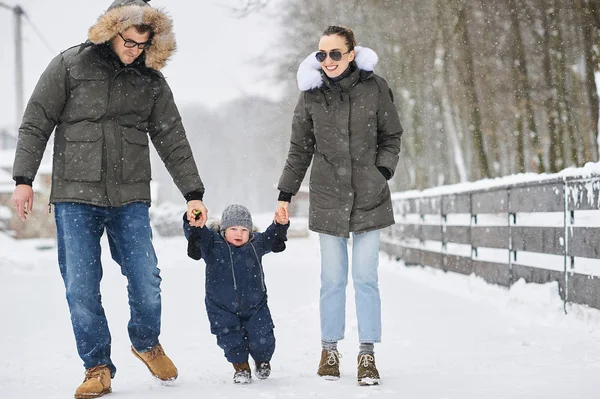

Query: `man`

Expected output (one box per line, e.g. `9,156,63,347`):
11,0,207,397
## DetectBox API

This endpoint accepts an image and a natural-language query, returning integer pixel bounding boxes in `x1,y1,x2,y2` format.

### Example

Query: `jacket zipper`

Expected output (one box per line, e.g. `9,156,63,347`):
226,243,238,290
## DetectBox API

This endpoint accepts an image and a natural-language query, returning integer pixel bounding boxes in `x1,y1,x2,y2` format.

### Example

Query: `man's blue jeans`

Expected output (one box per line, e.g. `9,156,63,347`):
54,202,162,376
319,230,381,344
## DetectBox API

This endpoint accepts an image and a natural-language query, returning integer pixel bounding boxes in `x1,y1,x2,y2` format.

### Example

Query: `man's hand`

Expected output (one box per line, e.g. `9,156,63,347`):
12,184,34,222
274,200,289,224
187,200,208,227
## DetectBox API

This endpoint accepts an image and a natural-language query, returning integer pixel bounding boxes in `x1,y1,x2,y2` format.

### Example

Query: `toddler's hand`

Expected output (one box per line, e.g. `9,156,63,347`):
275,207,289,224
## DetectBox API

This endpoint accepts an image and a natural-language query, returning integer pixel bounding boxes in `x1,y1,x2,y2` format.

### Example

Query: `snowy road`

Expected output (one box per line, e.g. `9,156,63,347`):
2,230,600,398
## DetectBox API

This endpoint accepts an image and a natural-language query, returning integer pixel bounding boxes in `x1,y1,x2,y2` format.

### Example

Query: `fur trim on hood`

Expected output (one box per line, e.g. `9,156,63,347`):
297,46,378,91
88,0,175,70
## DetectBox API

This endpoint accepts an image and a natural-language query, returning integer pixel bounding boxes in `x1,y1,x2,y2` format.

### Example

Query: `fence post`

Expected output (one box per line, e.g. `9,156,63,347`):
507,188,513,287
562,178,568,314
469,192,476,259
441,196,447,271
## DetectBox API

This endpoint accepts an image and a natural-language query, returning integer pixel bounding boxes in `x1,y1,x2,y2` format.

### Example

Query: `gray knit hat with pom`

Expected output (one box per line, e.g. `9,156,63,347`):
220,204,253,231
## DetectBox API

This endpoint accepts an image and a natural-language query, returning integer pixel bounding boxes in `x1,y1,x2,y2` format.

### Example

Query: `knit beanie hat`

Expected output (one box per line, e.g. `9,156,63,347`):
220,204,253,232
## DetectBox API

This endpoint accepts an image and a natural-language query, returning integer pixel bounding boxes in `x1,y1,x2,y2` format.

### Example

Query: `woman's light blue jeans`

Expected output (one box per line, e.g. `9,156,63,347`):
54,202,162,377
319,229,381,344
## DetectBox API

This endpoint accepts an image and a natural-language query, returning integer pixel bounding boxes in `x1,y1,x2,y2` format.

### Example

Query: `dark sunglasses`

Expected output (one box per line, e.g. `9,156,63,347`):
118,33,151,50
315,50,350,62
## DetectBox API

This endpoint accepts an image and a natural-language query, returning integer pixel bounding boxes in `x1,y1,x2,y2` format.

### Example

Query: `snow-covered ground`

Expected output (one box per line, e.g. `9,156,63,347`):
3,221,600,398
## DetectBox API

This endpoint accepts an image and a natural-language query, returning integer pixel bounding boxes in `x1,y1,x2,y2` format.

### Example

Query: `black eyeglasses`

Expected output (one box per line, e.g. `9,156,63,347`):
118,33,151,50
315,50,350,62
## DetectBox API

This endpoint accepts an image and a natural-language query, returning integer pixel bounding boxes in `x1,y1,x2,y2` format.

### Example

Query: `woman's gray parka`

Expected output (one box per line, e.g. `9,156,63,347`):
277,47,403,237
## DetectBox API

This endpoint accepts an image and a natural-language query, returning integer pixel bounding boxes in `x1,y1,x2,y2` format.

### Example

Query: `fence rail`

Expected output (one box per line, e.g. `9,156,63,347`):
381,174,600,310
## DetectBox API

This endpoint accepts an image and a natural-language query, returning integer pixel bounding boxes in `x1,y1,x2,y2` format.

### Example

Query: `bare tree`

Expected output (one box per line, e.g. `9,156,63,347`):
578,0,599,161
508,0,544,172
455,3,490,179
245,0,598,189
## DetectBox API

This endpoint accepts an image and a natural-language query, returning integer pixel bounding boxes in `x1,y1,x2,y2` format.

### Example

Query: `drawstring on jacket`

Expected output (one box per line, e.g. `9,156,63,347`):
249,242,266,292
322,91,330,107
224,239,266,292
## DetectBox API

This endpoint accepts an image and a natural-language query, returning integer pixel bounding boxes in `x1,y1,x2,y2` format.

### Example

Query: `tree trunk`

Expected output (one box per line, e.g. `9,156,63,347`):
542,4,563,172
508,0,544,172
436,0,467,183
552,2,579,167
580,0,599,161
456,4,490,179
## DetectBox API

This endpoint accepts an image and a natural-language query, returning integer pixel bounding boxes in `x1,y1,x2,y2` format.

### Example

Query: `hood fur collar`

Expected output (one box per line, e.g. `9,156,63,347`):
88,0,175,70
297,46,378,91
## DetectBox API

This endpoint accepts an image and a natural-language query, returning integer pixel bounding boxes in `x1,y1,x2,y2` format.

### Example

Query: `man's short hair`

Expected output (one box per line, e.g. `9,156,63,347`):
134,24,154,41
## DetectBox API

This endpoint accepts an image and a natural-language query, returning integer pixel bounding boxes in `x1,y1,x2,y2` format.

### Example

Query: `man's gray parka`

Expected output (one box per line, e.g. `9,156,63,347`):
12,0,204,207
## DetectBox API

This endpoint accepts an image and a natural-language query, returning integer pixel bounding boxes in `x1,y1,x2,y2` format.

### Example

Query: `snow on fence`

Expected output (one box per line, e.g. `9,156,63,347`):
381,172,600,310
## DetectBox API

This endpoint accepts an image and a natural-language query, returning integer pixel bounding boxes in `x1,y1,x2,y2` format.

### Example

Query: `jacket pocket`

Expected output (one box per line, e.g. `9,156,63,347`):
63,122,104,182
64,64,109,120
352,165,388,211
121,127,152,182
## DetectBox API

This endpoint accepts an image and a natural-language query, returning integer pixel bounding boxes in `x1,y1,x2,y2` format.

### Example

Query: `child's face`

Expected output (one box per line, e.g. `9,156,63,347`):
224,226,250,246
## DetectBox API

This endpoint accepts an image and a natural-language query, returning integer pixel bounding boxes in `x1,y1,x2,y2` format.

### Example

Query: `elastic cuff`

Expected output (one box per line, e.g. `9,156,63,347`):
278,191,293,202
14,176,33,186
226,353,250,364
184,190,204,202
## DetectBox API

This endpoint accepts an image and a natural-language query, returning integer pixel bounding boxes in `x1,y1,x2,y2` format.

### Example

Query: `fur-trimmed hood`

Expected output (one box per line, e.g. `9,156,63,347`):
297,46,378,91
88,0,175,70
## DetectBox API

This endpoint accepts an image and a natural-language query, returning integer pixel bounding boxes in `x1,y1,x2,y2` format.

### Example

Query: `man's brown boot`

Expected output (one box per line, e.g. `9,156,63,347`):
74,364,111,399
357,353,380,386
317,349,341,380
233,362,252,384
131,343,178,382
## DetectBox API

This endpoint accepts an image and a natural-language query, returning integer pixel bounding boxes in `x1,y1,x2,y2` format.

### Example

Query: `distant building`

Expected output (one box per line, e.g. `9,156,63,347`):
287,185,309,238
0,146,164,239
0,128,17,150
288,185,309,218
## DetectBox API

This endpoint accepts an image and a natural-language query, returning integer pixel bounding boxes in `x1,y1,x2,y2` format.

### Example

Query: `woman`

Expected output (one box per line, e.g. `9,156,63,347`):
275,26,403,386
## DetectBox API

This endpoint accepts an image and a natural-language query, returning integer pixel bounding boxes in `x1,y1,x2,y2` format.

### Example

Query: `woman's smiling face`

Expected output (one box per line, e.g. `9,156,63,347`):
318,34,355,78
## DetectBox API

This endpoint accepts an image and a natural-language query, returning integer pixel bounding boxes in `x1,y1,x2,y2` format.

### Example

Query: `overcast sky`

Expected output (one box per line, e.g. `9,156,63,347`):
0,0,283,130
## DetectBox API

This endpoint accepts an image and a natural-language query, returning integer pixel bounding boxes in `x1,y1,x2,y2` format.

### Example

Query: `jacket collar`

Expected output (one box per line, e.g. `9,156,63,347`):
296,46,378,92
92,42,146,70
321,62,361,92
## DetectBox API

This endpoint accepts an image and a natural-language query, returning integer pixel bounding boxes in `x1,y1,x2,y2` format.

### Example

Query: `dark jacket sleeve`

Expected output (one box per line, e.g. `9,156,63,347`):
13,53,68,182
277,92,315,195
374,76,403,179
182,213,215,261
254,221,290,256
149,78,205,200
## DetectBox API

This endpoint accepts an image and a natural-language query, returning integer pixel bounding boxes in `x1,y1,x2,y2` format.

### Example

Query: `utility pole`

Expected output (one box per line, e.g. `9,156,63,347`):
0,2,24,132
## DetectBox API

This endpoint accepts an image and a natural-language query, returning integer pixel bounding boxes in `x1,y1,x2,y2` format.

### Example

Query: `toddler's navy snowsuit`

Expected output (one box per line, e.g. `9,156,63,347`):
183,218,288,364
